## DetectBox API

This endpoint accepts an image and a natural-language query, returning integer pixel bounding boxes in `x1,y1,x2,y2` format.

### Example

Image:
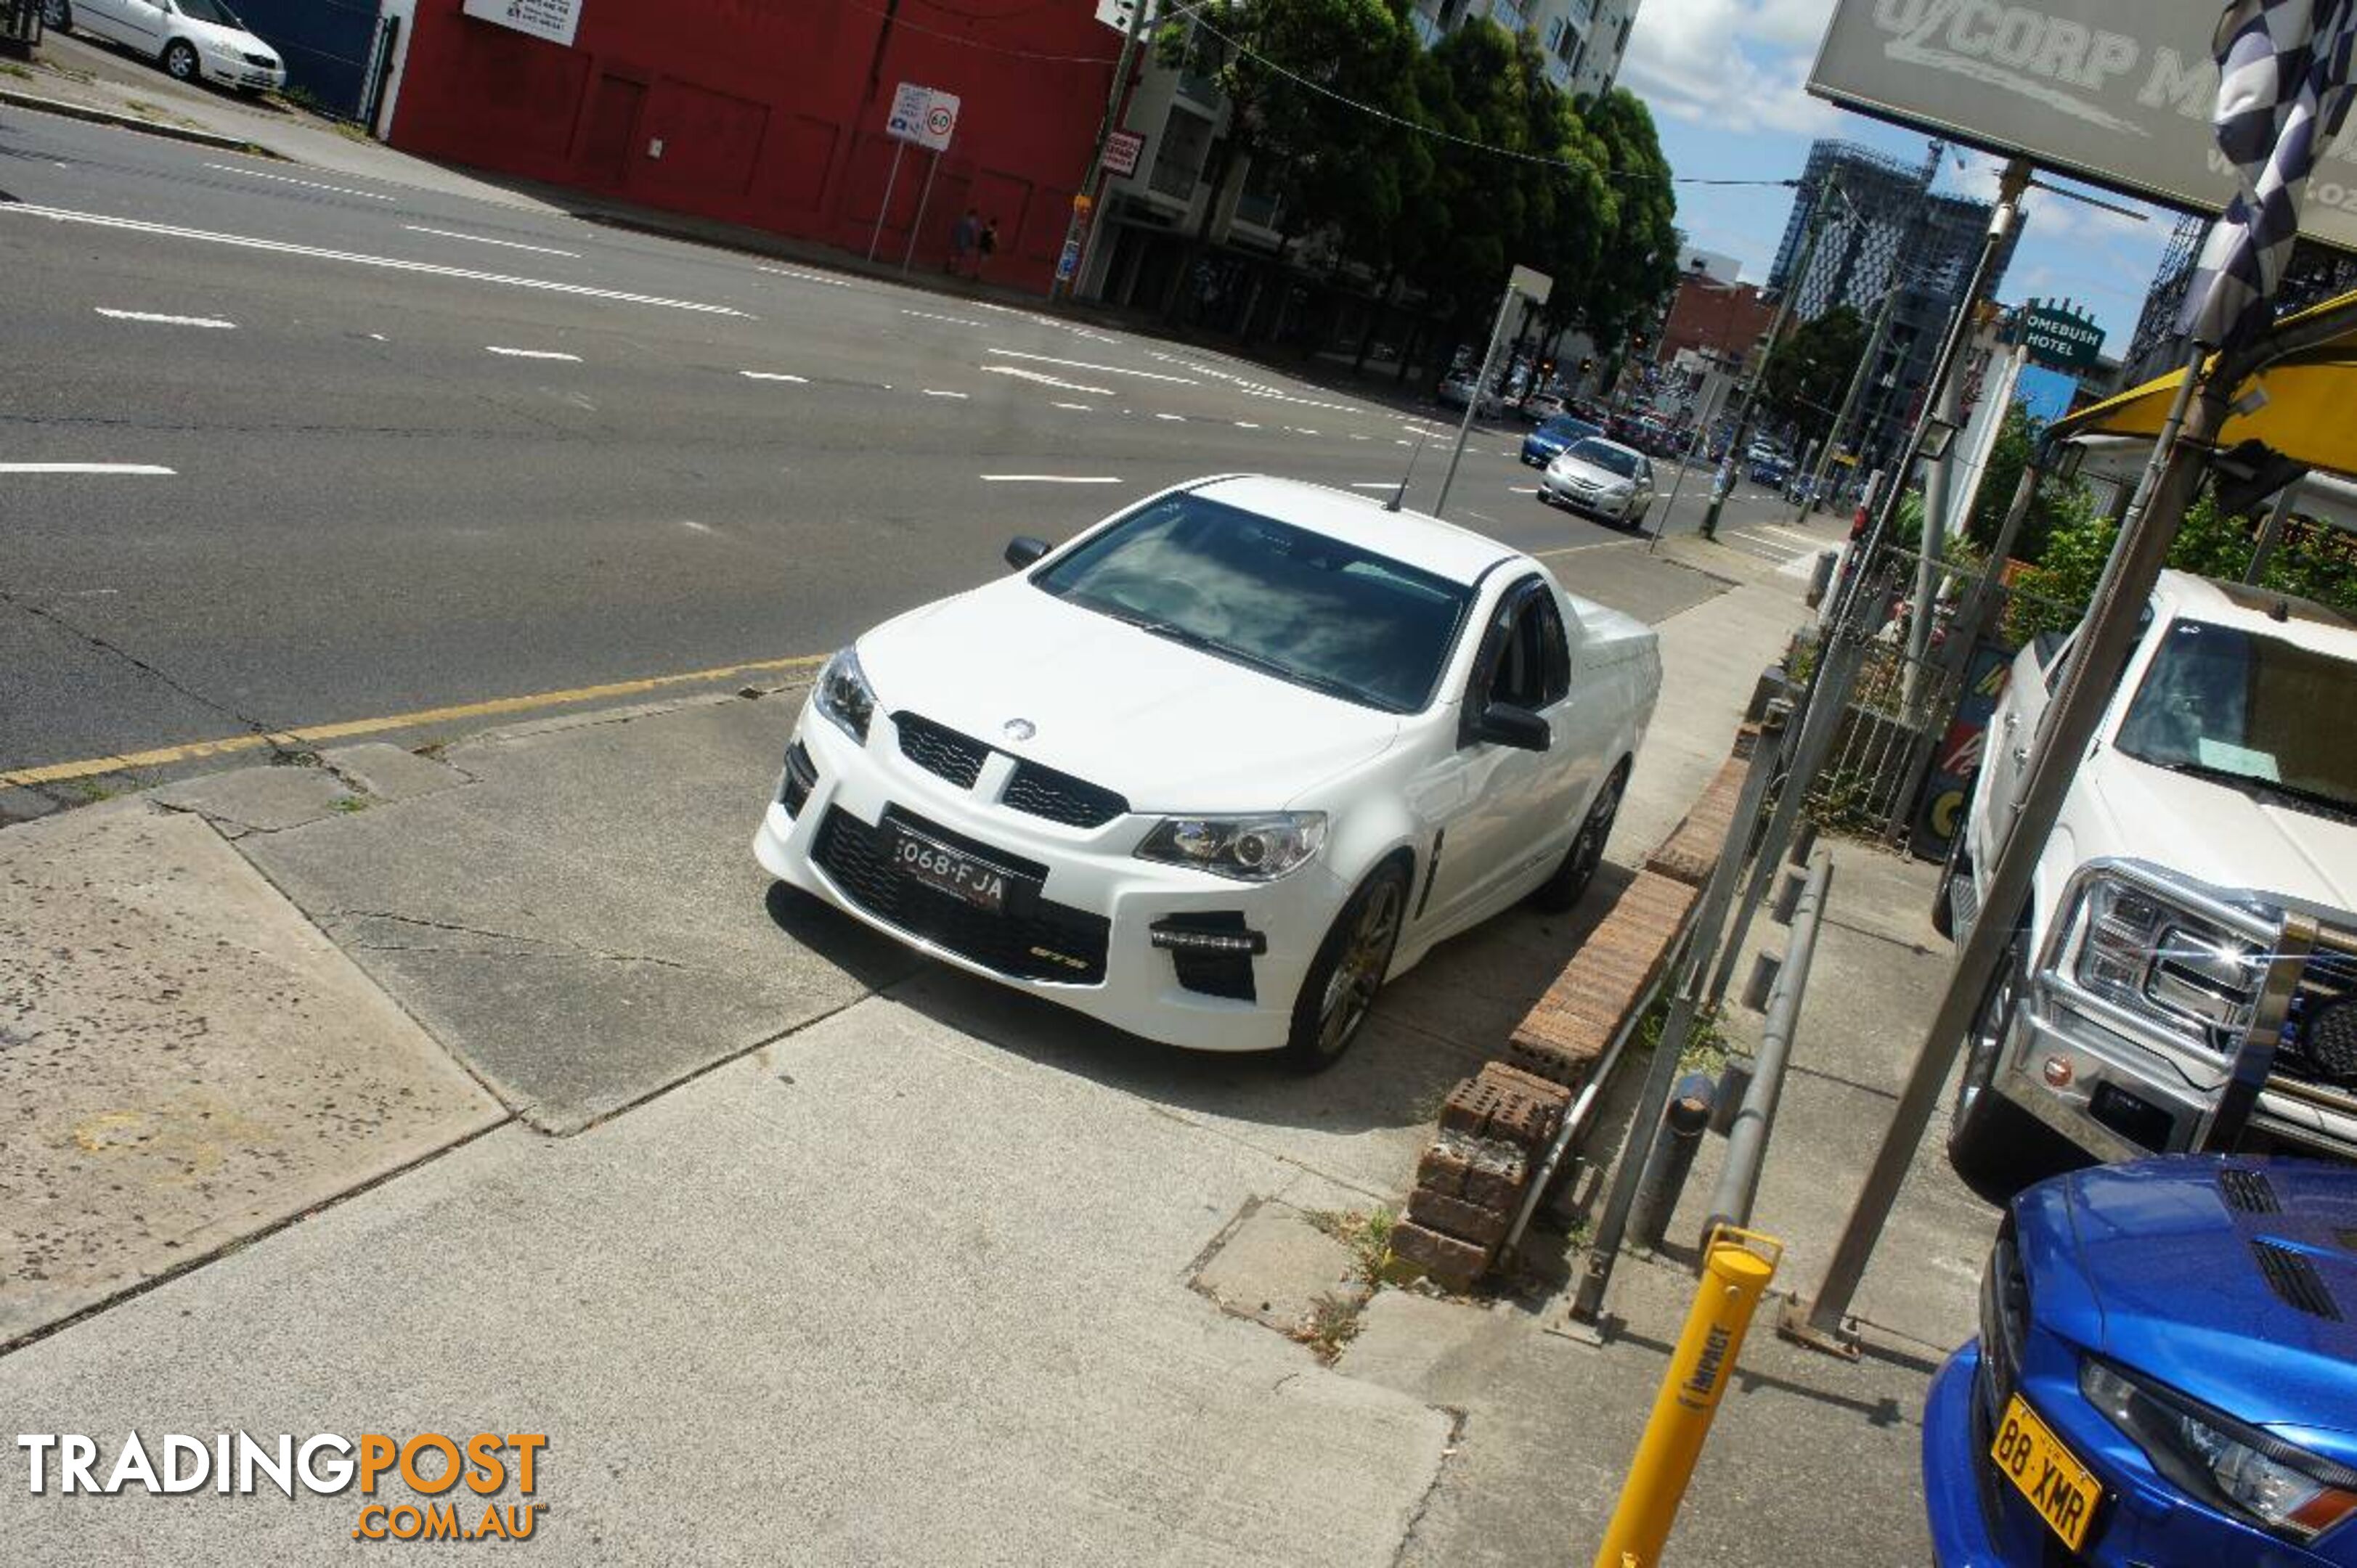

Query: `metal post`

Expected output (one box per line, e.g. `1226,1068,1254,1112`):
2247,478,2301,584
1794,279,1902,525
1590,1230,1782,1568
1568,711,1787,1327
1436,285,1518,519
1828,160,2031,642
1700,171,1839,541
1051,0,1153,301
1782,338,2247,1357
1702,856,1833,1243
1902,368,1963,712
1647,369,1728,552
1629,1074,1718,1250
866,139,906,263
900,147,941,274
1703,586,1891,1011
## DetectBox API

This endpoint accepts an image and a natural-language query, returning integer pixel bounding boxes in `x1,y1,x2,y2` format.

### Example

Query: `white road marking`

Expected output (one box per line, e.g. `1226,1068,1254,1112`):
1732,529,1810,558
1052,401,1094,412
902,309,988,327
367,332,387,341
487,346,581,361
980,366,1112,395
0,205,749,317
94,308,235,329
1508,486,1540,494
980,475,1123,484
1394,438,1413,446
1155,412,1185,422
680,520,713,534
985,348,1194,384
1751,522,1833,544
1234,421,1261,429
0,463,175,475
921,388,969,399
740,371,810,383
1532,538,1643,559
1348,433,1370,441
1348,482,1403,490
203,163,395,201
1296,429,1321,437
404,225,581,258
757,265,856,287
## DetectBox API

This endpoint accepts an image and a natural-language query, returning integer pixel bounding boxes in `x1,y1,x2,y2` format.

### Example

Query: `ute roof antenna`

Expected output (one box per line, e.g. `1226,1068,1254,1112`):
1384,431,1429,513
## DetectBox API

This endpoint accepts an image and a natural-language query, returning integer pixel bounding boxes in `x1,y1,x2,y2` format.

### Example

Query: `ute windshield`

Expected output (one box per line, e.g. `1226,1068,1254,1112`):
2116,618,2357,819
1030,492,1476,714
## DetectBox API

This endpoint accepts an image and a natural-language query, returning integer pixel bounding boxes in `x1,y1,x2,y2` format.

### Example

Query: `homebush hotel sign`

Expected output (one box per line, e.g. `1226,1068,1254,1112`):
1810,0,2357,248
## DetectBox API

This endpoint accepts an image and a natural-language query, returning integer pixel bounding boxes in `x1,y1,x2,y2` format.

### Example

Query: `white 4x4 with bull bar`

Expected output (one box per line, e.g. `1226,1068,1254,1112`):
1944,571,2357,1199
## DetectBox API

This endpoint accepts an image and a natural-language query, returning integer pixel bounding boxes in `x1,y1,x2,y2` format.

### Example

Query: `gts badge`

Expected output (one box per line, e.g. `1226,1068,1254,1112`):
1028,946,1091,973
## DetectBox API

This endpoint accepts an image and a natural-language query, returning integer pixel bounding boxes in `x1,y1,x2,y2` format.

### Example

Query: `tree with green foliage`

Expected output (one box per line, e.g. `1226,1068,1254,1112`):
1571,89,1680,353
1759,306,1864,446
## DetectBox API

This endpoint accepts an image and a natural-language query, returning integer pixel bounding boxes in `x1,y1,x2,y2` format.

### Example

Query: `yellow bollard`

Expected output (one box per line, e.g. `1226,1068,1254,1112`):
1590,1227,1783,1568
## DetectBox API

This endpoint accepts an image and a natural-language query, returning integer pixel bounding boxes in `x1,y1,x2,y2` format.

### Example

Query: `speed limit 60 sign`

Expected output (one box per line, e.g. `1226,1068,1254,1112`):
887,82,961,152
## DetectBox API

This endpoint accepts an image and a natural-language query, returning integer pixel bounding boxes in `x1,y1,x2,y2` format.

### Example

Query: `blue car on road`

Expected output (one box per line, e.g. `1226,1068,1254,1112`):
1521,415,1603,468
1927,1157,2357,1566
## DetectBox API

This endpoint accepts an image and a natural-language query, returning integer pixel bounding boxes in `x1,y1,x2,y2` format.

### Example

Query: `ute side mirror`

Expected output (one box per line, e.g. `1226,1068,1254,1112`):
1004,536,1051,571
1470,702,1550,752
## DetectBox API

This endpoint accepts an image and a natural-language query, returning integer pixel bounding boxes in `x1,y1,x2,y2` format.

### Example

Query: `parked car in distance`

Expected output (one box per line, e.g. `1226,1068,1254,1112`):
754,475,1662,1071
1540,437,1657,529
1437,373,1505,421
1515,392,1568,424
1944,572,2357,1201
1521,415,1603,468
1746,444,1794,486
46,0,286,92
1926,1156,2357,1567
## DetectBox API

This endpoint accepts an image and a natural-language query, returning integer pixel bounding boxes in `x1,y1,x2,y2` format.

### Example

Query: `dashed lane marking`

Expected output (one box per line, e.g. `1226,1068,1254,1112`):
981,366,1113,395
902,309,989,328
94,309,235,329
405,225,582,258
0,653,831,791
1053,401,1094,411
0,205,749,317
980,474,1123,484
740,371,810,383
922,389,970,399
487,346,582,361
202,162,394,201
0,463,175,475
985,348,1195,385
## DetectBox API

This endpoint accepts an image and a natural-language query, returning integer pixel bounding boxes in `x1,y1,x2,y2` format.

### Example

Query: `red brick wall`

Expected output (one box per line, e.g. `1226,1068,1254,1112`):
388,0,1118,290
1659,276,1776,371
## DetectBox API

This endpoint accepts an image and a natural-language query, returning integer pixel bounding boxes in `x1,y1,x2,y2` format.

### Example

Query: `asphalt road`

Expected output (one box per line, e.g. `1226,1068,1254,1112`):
1,107,1820,789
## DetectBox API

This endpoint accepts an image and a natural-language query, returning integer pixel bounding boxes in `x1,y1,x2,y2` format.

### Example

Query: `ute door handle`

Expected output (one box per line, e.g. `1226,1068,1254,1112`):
2001,711,2020,732
2011,746,2031,767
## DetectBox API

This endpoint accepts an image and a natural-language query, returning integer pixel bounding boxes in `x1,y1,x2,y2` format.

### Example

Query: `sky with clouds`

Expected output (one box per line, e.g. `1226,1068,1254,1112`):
1616,0,2183,354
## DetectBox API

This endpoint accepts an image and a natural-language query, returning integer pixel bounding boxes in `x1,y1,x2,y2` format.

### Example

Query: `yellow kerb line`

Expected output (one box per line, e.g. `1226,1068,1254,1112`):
1,653,828,789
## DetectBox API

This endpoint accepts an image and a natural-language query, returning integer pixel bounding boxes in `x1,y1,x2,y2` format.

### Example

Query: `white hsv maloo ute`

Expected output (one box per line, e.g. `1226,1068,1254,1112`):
755,476,1661,1069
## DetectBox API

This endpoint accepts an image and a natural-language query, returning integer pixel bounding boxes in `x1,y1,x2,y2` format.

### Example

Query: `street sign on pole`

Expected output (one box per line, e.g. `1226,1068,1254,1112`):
887,83,960,152
2017,301,2106,374
1102,129,1147,179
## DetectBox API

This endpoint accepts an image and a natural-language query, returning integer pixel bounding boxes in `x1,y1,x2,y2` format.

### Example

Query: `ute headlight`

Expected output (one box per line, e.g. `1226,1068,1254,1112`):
2069,876,2266,1050
2082,1359,2357,1543
1136,813,1326,882
811,647,876,745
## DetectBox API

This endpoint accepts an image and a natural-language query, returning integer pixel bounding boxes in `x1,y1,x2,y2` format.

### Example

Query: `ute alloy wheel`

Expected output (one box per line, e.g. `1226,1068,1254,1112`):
1287,863,1408,1072
164,39,200,81
1532,763,1625,913
1946,931,2071,1203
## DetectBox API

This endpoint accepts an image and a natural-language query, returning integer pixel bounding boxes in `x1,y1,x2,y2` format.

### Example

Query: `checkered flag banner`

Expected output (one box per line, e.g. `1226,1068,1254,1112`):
2179,0,2357,348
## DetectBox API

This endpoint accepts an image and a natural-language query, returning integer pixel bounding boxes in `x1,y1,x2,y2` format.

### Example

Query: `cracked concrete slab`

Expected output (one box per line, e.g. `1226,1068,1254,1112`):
235,699,918,1132
1192,1197,1371,1337
317,742,468,801
148,764,358,834
0,801,503,1346
0,997,1452,1566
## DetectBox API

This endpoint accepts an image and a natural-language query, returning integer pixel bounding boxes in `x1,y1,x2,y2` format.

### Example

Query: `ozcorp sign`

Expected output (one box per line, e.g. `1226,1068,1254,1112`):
1809,0,2357,248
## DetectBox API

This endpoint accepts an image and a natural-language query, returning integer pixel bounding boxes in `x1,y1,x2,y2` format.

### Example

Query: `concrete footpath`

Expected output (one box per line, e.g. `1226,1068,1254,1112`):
0,523,2004,1564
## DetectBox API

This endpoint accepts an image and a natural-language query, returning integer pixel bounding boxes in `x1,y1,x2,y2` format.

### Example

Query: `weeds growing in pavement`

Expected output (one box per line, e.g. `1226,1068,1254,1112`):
1297,1292,1364,1363
1306,1206,1396,1284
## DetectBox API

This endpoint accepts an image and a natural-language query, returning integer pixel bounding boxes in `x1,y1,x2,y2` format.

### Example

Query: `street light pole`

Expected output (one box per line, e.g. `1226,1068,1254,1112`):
1700,172,1839,539
1791,276,1901,523
1051,0,1154,301
1436,266,1550,518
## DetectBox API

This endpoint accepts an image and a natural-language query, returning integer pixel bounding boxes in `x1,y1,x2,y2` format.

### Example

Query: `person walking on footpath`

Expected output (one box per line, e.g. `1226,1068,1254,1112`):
948,208,979,277
975,217,999,280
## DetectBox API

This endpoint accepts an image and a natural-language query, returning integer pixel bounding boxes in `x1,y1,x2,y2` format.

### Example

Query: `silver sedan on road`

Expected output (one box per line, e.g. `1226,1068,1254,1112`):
1539,437,1657,529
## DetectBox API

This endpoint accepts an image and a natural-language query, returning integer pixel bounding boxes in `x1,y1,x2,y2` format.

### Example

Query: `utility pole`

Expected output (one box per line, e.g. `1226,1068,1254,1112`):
1051,0,1155,301
1791,277,1900,523
1699,167,1839,539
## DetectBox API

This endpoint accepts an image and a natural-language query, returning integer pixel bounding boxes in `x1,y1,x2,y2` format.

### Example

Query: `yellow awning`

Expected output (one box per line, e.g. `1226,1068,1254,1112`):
2053,287,2357,479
